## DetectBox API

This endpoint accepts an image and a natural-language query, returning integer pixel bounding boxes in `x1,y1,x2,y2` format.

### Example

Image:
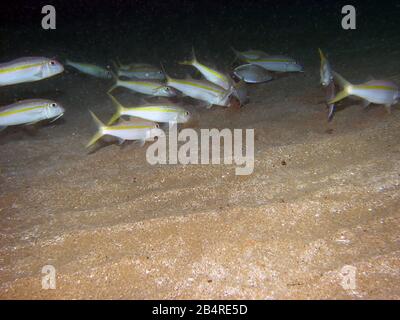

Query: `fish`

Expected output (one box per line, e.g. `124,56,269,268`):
0,99,65,131
233,64,273,83
108,74,177,97
65,59,112,79
180,48,232,90
245,55,303,73
87,111,159,148
107,93,190,125
231,48,269,61
329,71,400,113
231,80,249,106
164,71,231,108
326,82,336,121
318,49,333,87
113,60,165,80
0,57,64,87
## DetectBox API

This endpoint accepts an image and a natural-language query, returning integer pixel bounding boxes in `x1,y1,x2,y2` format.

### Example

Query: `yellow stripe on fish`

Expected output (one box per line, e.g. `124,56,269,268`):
0,62,43,74
0,105,45,117
169,79,223,94
355,85,397,91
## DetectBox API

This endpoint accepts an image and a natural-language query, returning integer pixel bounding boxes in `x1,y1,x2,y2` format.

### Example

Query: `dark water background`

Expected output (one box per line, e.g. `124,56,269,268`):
0,0,399,68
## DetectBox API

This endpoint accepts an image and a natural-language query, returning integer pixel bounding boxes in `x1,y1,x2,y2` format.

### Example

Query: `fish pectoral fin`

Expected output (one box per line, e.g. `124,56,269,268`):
49,114,64,123
328,89,349,105
117,138,125,145
327,104,335,122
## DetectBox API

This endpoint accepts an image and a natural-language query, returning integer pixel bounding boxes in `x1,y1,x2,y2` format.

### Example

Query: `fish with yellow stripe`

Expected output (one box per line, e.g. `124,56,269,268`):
112,60,165,80
0,99,65,131
108,73,177,97
65,59,112,79
231,48,269,61
245,55,303,73
180,48,232,90
318,48,336,121
107,93,190,125
86,111,159,148
329,71,400,113
0,57,64,87
164,71,232,108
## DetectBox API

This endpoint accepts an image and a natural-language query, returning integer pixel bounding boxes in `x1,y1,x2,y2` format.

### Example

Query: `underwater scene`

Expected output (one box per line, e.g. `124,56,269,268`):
1,0,400,299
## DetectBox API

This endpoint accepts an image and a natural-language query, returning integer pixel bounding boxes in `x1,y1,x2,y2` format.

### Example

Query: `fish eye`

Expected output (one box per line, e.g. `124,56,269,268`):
185,111,190,116
156,124,160,128
51,103,57,107
49,60,56,66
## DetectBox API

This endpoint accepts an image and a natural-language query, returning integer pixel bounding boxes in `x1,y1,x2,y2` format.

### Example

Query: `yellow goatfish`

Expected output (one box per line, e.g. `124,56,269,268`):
231,48,269,61
86,111,159,148
0,57,63,87
107,93,190,125
0,99,64,131
108,72,177,97
318,48,333,87
112,60,165,80
180,48,232,90
329,71,400,113
65,59,112,79
164,71,231,108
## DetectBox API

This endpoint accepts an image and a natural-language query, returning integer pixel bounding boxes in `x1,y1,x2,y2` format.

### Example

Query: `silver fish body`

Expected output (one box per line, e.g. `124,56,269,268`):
329,72,400,112
166,77,231,107
87,111,158,148
107,94,190,125
233,64,273,83
65,60,112,79
246,55,303,73
318,49,333,87
0,99,65,129
180,49,232,90
117,65,165,80
110,79,176,97
0,57,64,86
232,48,269,61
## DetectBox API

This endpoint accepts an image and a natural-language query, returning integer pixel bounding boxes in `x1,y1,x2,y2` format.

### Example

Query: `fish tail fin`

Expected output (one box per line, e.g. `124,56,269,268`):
160,63,172,83
107,93,125,125
107,70,120,92
86,111,105,148
318,48,326,62
328,89,349,105
179,46,197,66
332,71,352,89
327,104,335,121
328,71,352,104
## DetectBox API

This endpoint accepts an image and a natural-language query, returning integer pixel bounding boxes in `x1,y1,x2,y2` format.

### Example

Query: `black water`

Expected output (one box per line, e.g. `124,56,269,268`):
1,0,399,68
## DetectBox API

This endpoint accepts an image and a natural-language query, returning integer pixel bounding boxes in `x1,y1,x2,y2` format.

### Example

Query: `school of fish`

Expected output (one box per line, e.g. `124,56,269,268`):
0,47,398,148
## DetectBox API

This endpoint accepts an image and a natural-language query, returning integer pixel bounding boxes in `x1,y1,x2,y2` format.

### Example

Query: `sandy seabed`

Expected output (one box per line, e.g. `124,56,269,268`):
0,53,400,299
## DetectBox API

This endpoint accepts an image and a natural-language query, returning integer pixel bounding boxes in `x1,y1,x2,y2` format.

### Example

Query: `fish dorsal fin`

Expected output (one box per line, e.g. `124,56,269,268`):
365,75,375,82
